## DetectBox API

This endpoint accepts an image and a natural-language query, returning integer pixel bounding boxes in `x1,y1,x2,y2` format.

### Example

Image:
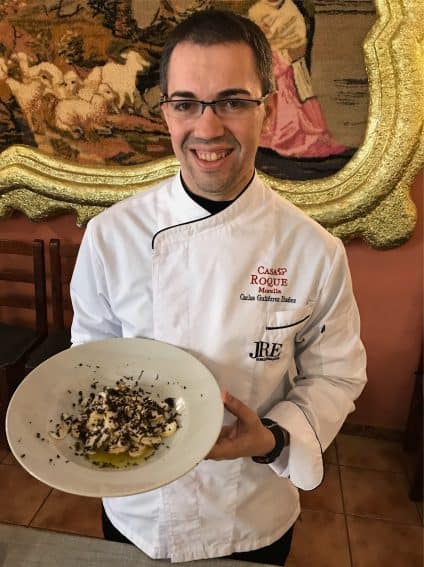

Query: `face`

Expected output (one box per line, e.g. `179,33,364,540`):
162,42,275,201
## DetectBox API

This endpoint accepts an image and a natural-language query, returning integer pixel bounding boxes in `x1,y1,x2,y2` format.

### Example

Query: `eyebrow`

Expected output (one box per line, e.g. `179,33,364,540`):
167,88,253,99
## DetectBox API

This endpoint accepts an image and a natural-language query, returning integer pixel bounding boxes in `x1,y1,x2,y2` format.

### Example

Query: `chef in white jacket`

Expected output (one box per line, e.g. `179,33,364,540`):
70,9,367,566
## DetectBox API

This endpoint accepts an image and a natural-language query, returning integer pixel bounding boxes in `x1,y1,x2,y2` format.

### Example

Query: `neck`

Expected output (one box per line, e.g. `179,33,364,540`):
180,172,255,214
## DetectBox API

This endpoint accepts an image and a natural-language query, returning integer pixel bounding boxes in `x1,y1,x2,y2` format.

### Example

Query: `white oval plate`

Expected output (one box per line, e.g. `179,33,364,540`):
6,338,223,497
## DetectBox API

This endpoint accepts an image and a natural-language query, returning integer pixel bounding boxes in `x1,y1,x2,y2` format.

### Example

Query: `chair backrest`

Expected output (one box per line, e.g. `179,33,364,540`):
0,239,47,334
49,239,80,330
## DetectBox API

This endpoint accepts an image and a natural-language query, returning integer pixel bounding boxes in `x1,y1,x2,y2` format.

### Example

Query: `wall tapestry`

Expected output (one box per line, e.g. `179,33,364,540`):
0,0,422,248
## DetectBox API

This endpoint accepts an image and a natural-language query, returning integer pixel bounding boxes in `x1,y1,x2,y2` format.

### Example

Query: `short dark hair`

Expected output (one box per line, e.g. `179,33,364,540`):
159,9,274,96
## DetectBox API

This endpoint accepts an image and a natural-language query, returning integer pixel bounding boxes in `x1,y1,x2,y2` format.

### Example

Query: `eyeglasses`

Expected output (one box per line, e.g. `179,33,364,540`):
159,95,269,120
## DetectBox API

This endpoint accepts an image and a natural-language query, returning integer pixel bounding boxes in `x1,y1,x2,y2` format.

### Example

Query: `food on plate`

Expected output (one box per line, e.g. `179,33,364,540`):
49,378,179,468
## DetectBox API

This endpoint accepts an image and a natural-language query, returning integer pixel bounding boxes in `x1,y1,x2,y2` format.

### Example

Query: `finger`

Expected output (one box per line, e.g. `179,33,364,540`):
206,422,240,459
206,437,241,460
222,391,256,425
228,425,238,440
217,425,234,441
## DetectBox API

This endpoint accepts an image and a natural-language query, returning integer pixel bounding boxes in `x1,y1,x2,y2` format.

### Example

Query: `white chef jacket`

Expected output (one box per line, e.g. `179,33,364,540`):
70,172,366,563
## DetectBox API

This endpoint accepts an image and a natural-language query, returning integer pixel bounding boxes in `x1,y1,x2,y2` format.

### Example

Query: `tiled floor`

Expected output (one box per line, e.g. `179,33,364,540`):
0,434,422,566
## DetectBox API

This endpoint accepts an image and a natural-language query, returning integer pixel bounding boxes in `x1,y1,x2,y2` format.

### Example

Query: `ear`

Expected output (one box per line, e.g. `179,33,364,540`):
261,91,277,134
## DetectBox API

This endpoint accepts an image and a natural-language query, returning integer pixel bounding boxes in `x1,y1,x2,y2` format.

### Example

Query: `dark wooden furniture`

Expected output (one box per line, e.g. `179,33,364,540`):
25,239,80,373
0,239,47,446
403,347,423,501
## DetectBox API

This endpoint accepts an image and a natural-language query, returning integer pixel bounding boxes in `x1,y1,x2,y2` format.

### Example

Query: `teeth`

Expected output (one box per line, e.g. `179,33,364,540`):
196,150,230,161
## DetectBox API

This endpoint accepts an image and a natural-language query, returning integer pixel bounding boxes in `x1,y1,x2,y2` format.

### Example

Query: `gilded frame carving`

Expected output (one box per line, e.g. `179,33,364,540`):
0,0,422,248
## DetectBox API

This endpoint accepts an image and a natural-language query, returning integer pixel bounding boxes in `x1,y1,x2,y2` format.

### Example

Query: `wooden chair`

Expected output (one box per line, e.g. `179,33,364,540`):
0,239,47,446
24,239,80,373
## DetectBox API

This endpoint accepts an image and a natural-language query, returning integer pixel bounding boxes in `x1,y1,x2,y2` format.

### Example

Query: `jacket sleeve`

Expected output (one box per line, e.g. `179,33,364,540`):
70,221,123,345
265,238,367,489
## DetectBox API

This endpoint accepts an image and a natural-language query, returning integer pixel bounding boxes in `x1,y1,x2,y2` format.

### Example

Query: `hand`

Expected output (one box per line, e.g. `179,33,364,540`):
206,391,276,460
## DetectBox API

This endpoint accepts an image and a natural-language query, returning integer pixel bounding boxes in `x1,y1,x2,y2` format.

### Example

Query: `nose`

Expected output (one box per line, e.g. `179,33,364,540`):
193,105,225,139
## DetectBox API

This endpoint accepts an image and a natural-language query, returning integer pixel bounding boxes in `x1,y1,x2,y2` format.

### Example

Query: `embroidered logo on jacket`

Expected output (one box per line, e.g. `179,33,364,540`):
249,341,282,361
239,265,297,304
250,265,288,294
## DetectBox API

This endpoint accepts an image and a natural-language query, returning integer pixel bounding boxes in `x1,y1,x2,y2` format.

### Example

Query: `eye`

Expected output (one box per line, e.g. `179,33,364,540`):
172,100,198,113
222,99,245,110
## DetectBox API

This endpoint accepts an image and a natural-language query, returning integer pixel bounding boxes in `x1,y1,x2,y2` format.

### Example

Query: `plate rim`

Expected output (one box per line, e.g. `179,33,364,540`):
6,337,224,497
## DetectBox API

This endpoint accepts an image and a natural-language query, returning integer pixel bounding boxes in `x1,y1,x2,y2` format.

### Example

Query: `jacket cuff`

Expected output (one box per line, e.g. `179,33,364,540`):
266,401,324,490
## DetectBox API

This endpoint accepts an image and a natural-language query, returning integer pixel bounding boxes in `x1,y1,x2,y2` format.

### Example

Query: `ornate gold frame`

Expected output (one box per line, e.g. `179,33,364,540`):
0,0,422,248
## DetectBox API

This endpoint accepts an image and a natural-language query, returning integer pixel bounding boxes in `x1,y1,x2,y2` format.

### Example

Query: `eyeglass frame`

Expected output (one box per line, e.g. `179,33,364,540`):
159,93,271,119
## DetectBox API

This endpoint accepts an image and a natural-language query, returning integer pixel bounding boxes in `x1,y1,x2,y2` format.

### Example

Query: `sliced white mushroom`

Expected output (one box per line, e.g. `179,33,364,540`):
70,423,81,438
141,436,162,446
109,443,129,454
49,423,68,440
128,446,148,458
161,421,177,437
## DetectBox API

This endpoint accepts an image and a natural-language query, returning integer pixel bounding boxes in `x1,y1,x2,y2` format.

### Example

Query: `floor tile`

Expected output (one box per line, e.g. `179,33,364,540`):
323,441,338,464
347,515,423,567
337,434,405,472
0,464,51,525
300,463,344,513
340,467,421,524
1,423,422,567
289,510,351,567
30,489,103,538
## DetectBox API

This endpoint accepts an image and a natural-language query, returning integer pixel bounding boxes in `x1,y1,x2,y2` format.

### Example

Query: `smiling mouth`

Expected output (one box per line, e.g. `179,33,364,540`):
193,149,232,162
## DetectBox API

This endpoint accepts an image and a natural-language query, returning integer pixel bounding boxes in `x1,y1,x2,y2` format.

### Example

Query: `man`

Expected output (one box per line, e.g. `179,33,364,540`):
70,9,366,565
